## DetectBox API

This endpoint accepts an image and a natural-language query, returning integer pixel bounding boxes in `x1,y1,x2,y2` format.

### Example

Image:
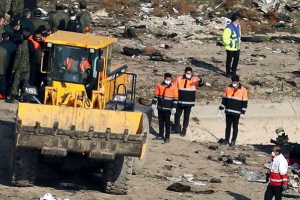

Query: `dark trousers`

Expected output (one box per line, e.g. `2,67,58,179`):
225,114,240,142
0,75,7,99
174,104,192,130
158,110,171,139
226,50,240,75
264,185,282,200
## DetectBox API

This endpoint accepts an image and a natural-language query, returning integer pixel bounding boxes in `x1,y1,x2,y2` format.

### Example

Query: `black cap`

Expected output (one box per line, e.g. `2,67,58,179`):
231,74,240,82
164,73,172,78
79,0,87,9
11,19,20,26
69,10,76,17
34,9,42,17
185,67,193,72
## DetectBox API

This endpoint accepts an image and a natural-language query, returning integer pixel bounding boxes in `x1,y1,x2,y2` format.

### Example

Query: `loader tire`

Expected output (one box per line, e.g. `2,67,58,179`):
103,156,133,195
132,114,150,175
10,147,39,187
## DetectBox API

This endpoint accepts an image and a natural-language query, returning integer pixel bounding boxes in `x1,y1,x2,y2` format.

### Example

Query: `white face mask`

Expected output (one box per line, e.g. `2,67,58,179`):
271,152,276,157
70,16,76,20
232,83,238,87
164,80,171,85
185,74,192,79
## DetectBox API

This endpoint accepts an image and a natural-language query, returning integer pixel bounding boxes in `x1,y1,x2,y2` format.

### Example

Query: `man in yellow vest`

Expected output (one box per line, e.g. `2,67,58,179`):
222,13,241,78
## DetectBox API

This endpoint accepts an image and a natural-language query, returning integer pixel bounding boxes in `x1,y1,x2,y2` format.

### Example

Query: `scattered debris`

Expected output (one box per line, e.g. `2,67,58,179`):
123,47,141,56
233,160,243,165
167,182,191,192
164,165,174,170
270,127,289,145
183,173,206,186
238,168,262,182
194,190,215,194
208,145,219,150
251,54,267,58
249,80,264,86
142,46,158,56
209,178,222,183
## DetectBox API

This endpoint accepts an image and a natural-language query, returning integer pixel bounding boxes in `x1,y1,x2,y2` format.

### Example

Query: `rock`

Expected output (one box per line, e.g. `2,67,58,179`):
142,46,158,56
209,178,222,183
166,158,173,162
208,145,218,150
166,182,191,192
164,165,173,170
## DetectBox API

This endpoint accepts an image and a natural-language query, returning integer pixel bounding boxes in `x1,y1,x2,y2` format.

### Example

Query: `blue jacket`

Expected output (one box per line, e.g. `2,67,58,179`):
0,40,17,69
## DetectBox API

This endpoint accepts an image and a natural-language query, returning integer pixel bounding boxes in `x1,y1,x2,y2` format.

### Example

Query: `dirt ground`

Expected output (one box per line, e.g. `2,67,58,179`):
114,36,300,105
0,108,277,200
2,14,300,200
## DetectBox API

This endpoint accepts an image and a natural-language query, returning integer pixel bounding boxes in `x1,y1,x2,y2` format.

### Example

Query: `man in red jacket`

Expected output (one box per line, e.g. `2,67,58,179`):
264,146,288,200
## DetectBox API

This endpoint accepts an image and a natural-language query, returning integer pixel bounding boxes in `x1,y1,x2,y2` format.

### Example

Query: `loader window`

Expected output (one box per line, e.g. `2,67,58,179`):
51,45,95,85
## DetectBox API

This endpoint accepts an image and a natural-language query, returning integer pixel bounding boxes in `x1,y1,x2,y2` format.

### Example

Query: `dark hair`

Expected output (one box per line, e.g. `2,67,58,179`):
0,14,4,19
185,67,193,73
23,8,31,17
34,29,43,35
56,5,63,10
2,32,9,40
22,30,31,40
231,74,240,82
38,25,46,32
164,73,172,78
231,13,241,22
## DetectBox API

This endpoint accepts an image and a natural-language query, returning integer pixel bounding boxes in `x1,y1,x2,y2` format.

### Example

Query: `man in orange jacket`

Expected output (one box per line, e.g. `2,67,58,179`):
63,53,91,79
218,74,248,147
151,73,178,143
173,67,211,137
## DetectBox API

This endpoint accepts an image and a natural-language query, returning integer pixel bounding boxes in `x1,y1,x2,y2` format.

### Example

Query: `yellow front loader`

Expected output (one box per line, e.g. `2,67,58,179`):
9,31,152,195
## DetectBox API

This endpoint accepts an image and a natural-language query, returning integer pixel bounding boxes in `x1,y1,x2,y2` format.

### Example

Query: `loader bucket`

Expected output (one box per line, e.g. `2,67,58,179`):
15,103,147,159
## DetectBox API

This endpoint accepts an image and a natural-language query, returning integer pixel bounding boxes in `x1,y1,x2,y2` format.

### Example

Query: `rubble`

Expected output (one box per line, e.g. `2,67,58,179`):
238,168,262,182
253,0,300,14
166,182,191,192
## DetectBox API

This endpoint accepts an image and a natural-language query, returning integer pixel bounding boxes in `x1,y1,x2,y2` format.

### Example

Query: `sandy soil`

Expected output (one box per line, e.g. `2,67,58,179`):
1,26,300,200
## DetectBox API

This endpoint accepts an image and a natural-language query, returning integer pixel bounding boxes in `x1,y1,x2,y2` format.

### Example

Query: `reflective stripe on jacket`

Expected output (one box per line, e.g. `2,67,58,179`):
151,82,178,110
28,35,45,50
222,23,241,51
176,75,204,107
268,154,288,186
64,57,91,72
219,84,248,115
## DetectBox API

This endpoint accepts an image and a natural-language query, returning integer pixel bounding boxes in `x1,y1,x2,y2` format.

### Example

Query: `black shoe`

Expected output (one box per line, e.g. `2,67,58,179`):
229,141,235,147
221,140,229,145
165,139,170,143
6,96,17,104
226,74,231,78
180,128,187,137
153,136,163,140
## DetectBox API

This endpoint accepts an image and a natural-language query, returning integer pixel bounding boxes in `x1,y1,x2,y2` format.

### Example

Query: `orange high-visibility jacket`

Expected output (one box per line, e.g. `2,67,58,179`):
151,82,178,110
219,84,248,115
176,75,204,107
64,57,91,73
28,35,45,50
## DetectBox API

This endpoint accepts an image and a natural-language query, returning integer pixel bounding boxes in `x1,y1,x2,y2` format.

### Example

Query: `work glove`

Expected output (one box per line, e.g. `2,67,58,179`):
282,184,288,191
205,82,212,86
82,72,88,79
151,104,157,111
217,109,223,118
171,108,176,115
240,114,244,119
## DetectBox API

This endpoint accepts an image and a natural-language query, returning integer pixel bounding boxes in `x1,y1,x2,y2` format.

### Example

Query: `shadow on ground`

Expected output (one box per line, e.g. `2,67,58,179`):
226,191,252,200
189,57,225,74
